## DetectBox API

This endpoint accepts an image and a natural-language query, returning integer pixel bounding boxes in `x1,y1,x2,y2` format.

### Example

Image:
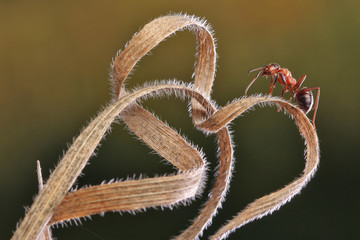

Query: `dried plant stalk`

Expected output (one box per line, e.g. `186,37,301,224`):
111,14,232,239
111,14,216,122
48,84,228,231
201,97,320,240
11,14,319,240
48,85,318,239
36,161,52,240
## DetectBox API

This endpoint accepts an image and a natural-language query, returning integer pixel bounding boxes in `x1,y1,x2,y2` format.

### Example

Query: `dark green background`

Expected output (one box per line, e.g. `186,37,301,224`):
1,0,359,239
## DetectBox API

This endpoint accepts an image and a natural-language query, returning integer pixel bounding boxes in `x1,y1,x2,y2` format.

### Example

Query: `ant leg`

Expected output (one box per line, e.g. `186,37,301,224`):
278,73,286,85
277,87,286,112
269,75,276,96
294,74,307,90
303,87,320,128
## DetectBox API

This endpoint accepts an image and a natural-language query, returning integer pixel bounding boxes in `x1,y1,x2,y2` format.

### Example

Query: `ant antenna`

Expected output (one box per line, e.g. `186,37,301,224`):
248,66,264,75
245,68,263,96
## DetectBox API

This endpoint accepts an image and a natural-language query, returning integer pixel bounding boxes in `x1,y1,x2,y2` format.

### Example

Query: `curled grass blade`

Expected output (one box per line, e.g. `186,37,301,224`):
11,14,319,240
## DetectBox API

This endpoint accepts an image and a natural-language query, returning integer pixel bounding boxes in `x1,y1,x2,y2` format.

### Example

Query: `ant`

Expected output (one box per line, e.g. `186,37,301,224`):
245,63,320,128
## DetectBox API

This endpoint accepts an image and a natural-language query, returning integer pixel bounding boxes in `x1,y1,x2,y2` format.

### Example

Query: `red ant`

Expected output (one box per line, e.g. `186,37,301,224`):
245,63,320,128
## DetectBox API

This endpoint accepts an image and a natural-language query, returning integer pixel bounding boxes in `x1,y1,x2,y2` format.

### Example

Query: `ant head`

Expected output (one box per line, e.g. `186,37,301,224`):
262,63,281,76
245,63,281,96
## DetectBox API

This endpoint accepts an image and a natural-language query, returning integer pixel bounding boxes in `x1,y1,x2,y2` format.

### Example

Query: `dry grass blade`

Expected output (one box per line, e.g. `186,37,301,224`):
48,88,318,240
110,14,232,240
111,14,216,122
11,83,220,240
195,96,320,239
50,170,205,225
44,83,233,240
12,14,222,240
12,91,140,240
11,14,319,240
36,161,52,240
45,83,219,220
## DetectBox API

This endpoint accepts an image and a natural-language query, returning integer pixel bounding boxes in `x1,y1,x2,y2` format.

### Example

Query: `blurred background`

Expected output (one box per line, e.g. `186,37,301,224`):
1,0,359,239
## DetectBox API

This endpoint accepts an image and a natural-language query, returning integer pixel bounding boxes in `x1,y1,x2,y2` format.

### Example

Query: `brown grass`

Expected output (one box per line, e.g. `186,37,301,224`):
11,14,319,240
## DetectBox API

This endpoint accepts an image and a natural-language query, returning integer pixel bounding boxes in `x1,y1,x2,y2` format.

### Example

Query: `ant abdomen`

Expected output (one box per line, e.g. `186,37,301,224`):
295,89,314,114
